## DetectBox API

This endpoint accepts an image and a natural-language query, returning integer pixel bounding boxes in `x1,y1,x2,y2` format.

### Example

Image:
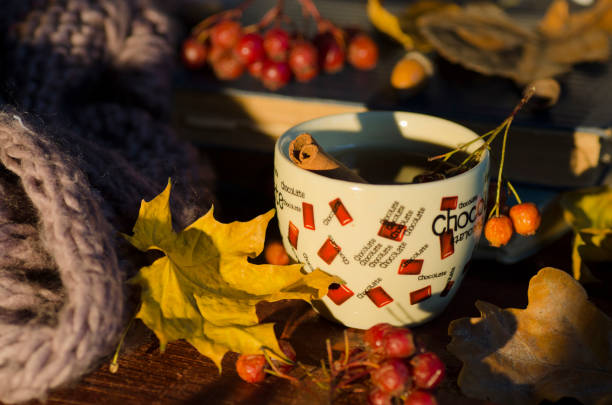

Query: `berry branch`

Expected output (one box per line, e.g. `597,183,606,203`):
429,87,542,247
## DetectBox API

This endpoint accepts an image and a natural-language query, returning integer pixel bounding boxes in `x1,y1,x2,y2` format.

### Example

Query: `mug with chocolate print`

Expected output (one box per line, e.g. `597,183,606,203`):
274,111,489,329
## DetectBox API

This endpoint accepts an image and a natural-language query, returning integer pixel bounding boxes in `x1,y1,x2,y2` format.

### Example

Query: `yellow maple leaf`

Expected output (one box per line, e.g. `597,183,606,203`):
367,0,415,50
125,180,341,370
560,186,612,283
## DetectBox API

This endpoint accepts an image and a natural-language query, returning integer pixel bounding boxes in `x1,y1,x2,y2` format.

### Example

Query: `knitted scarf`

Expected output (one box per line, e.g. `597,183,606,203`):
0,1,214,402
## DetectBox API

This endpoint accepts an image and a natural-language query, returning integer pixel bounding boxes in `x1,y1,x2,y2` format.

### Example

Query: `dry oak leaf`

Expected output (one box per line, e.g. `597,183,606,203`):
448,267,612,405
125,180,341,370
417,2,610,85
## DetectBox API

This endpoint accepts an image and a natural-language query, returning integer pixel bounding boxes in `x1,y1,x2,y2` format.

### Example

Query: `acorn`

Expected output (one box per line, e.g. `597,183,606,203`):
390,51,433,97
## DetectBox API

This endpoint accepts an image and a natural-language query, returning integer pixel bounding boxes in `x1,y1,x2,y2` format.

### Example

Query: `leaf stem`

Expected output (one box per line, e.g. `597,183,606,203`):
109,315,136,373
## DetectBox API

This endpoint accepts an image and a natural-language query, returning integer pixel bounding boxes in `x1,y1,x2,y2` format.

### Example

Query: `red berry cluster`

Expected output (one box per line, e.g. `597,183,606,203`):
235,339,297,383
234,323,444,404
363,323,444,405
180,0,379,91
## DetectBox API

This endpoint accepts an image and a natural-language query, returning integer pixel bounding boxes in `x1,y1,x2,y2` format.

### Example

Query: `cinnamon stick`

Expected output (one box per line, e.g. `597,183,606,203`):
288,133,367,183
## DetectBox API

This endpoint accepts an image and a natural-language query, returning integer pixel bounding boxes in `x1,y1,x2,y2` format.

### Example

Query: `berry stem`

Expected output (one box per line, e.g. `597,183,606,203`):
296,0,322,22
492,118,512,218
429,87,536,177
263,349,298,383
507,180,522,204
326,339,334,376
334,370,371,391
298,362,329,389
320,358,330,379
257,0,285,29
343,330,350,368
279,305,315,340
191,0,255,39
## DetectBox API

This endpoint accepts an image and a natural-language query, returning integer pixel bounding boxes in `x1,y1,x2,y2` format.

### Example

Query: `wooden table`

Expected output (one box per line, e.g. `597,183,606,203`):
16,148,612,405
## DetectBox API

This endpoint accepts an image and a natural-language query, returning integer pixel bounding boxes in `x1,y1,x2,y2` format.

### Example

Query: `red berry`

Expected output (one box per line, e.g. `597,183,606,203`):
234,32,265,65
236,354,266,383
264,240,290,265
210,20,242,49
410,352,445,390
181,37,207,69
348,33,378,70
315,33,345,73
484,215,514,247
404,390,438,405
211,51,244,80
261,60,291,90
370,358,410,394
509,202,541,236
248,59,264,78
364,323,395,350
289,40,319,82
207,44,225,64
368,387,392,405
264,27,291,62
382,328,416,358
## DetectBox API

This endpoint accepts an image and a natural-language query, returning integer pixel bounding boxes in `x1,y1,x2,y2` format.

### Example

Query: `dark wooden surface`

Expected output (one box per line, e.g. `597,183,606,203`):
14,148,612,405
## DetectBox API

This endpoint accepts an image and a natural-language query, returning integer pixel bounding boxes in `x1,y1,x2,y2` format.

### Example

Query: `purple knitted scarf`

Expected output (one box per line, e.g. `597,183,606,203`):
0,1,214,402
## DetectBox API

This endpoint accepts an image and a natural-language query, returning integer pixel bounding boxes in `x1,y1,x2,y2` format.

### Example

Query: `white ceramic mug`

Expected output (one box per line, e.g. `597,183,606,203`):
274,111,489,329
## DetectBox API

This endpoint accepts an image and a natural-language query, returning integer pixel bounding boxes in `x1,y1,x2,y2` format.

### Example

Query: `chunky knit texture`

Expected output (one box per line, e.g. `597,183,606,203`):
0,0,214,403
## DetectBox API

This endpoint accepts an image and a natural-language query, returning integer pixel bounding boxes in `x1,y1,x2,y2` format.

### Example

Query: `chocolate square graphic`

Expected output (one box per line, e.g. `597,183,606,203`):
410,285,432,305
318,237,341,265
440,230,454,259
366,286,394,308
398,259,424,275
327,284,354,305
302,202,315,230
440,196,458,210
378,221,406,242
329,198,353,225
288,221,299,249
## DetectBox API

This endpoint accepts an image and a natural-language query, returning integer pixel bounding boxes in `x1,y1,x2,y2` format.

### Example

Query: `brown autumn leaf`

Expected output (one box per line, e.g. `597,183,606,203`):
448,267,612,405
417,1,610,85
